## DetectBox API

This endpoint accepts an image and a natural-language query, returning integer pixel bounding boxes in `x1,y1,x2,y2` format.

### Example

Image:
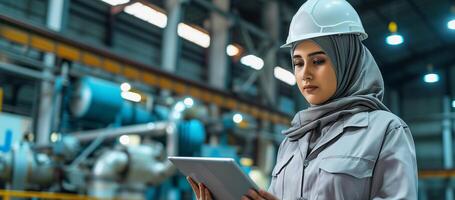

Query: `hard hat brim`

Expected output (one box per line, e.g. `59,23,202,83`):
280,32,368,48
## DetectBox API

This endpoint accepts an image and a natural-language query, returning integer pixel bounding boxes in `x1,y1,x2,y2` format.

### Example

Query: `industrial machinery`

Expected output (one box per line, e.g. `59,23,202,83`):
0,76,209,199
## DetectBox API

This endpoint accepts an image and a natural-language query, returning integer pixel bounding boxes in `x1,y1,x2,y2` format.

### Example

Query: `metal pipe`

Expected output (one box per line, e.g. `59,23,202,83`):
0,61,49,81
161,0,182,73
442,96,454,200
71,121,170,143
69,121,171,168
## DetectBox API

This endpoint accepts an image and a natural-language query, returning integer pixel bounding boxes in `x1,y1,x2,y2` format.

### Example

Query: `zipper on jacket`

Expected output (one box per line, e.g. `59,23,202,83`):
299,159,309,199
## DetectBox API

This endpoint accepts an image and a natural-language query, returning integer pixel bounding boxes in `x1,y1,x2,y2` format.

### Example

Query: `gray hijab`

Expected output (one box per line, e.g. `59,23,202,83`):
283,34,389,141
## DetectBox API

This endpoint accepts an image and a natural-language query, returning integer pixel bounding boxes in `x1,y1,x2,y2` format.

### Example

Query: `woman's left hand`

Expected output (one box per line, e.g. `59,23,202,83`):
241,189,279,200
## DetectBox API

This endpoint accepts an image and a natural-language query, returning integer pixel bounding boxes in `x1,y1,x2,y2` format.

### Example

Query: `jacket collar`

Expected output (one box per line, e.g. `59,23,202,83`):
302,111,369,160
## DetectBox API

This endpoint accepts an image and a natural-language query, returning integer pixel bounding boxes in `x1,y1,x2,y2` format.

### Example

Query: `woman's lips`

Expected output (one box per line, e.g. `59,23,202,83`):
303,86,318,93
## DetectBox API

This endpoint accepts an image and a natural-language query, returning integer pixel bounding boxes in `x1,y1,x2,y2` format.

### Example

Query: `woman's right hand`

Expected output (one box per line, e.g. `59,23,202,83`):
186,176,213,200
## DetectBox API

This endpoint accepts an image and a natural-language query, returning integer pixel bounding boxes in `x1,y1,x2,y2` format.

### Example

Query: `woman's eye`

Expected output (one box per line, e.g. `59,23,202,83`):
294,61,304,67
313,59,325,65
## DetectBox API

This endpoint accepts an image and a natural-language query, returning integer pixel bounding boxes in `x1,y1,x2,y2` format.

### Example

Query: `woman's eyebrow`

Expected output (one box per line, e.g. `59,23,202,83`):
292,51,326,59
307,51,326,57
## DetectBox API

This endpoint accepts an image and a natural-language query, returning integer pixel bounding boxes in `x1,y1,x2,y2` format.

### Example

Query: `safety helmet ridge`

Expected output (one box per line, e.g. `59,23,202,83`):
282,0,368,48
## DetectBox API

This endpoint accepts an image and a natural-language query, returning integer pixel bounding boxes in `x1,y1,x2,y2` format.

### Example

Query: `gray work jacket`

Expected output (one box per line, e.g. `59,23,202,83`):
268,110,418,200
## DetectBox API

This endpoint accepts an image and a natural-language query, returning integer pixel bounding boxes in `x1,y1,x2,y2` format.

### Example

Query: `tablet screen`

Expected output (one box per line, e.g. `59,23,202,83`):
169,156,259,200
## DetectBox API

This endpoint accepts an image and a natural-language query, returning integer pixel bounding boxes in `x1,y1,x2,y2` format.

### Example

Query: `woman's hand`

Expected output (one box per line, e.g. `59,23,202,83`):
241,189,279,200
186,176,213,200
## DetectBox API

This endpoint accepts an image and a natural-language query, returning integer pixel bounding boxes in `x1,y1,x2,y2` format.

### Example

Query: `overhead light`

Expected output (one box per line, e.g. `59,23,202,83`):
424,73,439,83
386,22,403,45
233,113,243,124
448,19,455,30
100,0,129,6
226,44,240,56
183,97,194,107
121,91,142,102
274,66,296,86
386,34,403,45
452,100,455,108
120,82,131,91
240,55,264,70
178,23,211,48
124,2,167,28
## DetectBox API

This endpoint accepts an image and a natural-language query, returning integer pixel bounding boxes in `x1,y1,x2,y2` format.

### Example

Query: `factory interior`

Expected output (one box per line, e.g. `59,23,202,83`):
0,0,455,199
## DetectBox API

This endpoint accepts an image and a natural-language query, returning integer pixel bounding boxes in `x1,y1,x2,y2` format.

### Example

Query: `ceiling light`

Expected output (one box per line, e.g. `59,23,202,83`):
424,73,439,83
274,66,296,86
386,22,403,45
448,19,455,30
240,55,264,70
386,34,403,45
124,2,167,28
177,23,211,48
226,44,240,56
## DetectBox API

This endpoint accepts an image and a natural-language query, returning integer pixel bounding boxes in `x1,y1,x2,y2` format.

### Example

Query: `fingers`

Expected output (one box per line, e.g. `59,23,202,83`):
186,176,200,199
199,183,204,199
204,187,212,200
258,189,279,200
198,183,213,200
241,189,262,200
241,189,279,200
241,196,252,200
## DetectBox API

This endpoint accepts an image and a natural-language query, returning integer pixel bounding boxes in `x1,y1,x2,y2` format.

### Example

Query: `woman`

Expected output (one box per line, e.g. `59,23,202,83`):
187,0,418,199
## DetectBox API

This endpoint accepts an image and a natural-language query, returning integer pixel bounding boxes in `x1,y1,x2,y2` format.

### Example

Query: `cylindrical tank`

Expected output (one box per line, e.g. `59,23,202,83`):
178,120,206,156
70,77,123,123
121,101,153,125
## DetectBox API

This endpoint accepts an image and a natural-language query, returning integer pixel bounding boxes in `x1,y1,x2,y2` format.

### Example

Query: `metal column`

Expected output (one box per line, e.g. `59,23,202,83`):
443,96,454,200
36,0,69,145
259,0,279,106
208,0,230,90
161,0,183,73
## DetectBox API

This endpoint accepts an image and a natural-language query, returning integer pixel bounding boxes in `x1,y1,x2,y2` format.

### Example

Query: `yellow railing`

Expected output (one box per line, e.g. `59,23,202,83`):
0,190,109,200
0,14,291,126
419,169,455,179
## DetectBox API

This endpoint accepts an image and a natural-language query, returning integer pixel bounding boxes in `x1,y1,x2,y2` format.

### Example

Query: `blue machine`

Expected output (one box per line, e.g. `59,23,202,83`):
68,77,211,200
70,76,152,125
121,101,154,124
178,119,206,156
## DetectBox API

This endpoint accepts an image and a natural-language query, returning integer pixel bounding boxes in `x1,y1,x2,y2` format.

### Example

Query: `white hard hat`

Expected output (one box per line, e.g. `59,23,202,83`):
281,0,368,48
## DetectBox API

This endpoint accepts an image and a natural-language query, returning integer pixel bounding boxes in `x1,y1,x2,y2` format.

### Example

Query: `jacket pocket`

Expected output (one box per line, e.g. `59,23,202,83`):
319,156,374,178
316,156,374,200
272,153,294,176
269,153,295,199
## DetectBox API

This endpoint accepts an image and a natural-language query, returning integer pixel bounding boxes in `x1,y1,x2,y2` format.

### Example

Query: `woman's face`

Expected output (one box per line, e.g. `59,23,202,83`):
293,40,337,105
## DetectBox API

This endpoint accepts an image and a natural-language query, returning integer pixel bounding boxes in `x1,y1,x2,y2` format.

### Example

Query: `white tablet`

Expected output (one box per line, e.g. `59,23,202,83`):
168,156,259,200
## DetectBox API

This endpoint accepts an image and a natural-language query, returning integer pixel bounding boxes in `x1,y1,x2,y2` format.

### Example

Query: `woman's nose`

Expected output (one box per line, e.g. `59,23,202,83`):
302,66,312,81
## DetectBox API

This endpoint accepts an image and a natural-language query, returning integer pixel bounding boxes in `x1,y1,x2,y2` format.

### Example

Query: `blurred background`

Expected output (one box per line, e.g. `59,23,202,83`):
0,0,454,199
